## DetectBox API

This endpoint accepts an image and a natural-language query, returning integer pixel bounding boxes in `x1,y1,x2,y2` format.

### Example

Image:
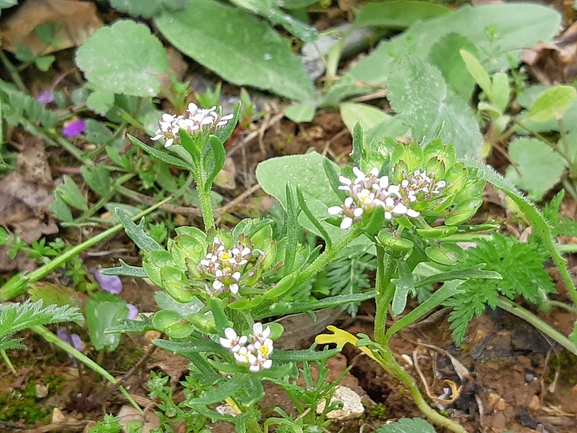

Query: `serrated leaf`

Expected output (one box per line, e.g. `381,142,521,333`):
428,34,477,101
114,207,164,252
376,418,436,433
154,0,316,102
505,138,566,201
387,55,483,157
526,85,577,122
76,20,168,97
100,260,147,278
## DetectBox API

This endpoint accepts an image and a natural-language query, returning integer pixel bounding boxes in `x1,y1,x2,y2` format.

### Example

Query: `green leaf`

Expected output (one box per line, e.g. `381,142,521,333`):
187,374,248,405
100,260,147,278
391,259,414,316
491,72,510,113
154,0,316,102
76,20,169,97
81,163,111,196
86,291,127,351
428,34,477,101
49,193,73,222
86,90,115,116
229,0,318,41
376,418,436,433
35,55,55,72
354,1,450,29
114,207,164,253
109,0,187,18
55,175,88,211
460,49,492,97
285,103,316,122
387,56,483,157
526,85,577,122
128,135,192,170
85,119,113,144
505,138,566,201
326,3,560,105
256,152,341,239
0,299,83,338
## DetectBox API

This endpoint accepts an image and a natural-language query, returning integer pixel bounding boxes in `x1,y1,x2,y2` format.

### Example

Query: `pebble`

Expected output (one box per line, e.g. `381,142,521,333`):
316,385,364,420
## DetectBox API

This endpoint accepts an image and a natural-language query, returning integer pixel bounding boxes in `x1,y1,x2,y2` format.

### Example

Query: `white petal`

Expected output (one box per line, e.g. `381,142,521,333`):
224,328,238,340
353,208,364,217
407,208,420,218
261,359,272,369
369,167,379,176
253,323,263,334
340,217,353,230
328,206,343,215
229,284,239,294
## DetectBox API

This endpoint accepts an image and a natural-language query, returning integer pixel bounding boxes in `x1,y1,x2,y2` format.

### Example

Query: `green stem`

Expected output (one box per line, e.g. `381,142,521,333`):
374,246,396,345
543,300,577,315
0,51,27,92
198,187,215,231
496,297,577,355
31,325,143,414
293,227,361,288
377,349,467,433
0,197,172,301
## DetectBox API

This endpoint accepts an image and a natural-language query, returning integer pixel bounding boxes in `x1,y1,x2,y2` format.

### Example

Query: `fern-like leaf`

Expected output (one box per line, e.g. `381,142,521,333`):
0,299,84,338
446,233,555,344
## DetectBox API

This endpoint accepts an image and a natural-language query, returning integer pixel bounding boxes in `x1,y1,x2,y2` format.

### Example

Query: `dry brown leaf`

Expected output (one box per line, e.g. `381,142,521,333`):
0,0,103,54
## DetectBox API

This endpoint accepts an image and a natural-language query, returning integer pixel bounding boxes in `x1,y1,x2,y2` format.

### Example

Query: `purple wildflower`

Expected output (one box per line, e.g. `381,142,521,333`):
37,91,54,107
91,269,123,294
126,303,139,320
62,119,87,138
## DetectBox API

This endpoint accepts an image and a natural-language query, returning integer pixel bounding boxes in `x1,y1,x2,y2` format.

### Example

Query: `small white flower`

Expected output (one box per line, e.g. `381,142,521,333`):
328,206,343,216
251,322,271,343
234,347,251,365
220,328,247,353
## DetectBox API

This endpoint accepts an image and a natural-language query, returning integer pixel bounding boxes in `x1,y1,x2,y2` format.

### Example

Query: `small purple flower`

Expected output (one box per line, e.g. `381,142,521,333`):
37,91,54,107
91,269,123,294
62,119,87,138
126,303,139,320
56,328,84,351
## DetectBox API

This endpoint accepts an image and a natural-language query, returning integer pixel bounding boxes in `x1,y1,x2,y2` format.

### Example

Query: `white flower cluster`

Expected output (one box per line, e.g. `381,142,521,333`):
198,237,252,296
220,323,273,372
328,167,446,230
152,103,234,148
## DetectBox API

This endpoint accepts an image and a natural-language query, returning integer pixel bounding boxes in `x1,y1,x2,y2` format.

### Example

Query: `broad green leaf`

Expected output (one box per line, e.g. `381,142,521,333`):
354,1,451,29
285,102,316,122
85,119,113,144
324,3,560,104
516,86,577,135
505,138,566,201
154,0,316,102
76,20,168,97
340,103,409,149
86,90,115,116
387,56,483,157
526,85,577,122
376,418,436,433
428,34,477,101
56,175,88,211
85,291,127,351
460,49,492,97
109,0,187,18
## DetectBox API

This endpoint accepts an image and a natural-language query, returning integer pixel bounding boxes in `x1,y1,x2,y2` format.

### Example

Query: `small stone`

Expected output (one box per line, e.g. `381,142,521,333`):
316,385,364,420
528,395,541,410
52,408,66,423
487,392,506,412
215,404,238,417
35,384,49,398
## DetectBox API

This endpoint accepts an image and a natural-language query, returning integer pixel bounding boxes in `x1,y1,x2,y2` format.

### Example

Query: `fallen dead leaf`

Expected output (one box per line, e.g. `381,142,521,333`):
0,0,103,54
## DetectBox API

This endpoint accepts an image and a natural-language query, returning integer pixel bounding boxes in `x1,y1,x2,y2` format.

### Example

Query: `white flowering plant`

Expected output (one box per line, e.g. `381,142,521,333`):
100,105,577,433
